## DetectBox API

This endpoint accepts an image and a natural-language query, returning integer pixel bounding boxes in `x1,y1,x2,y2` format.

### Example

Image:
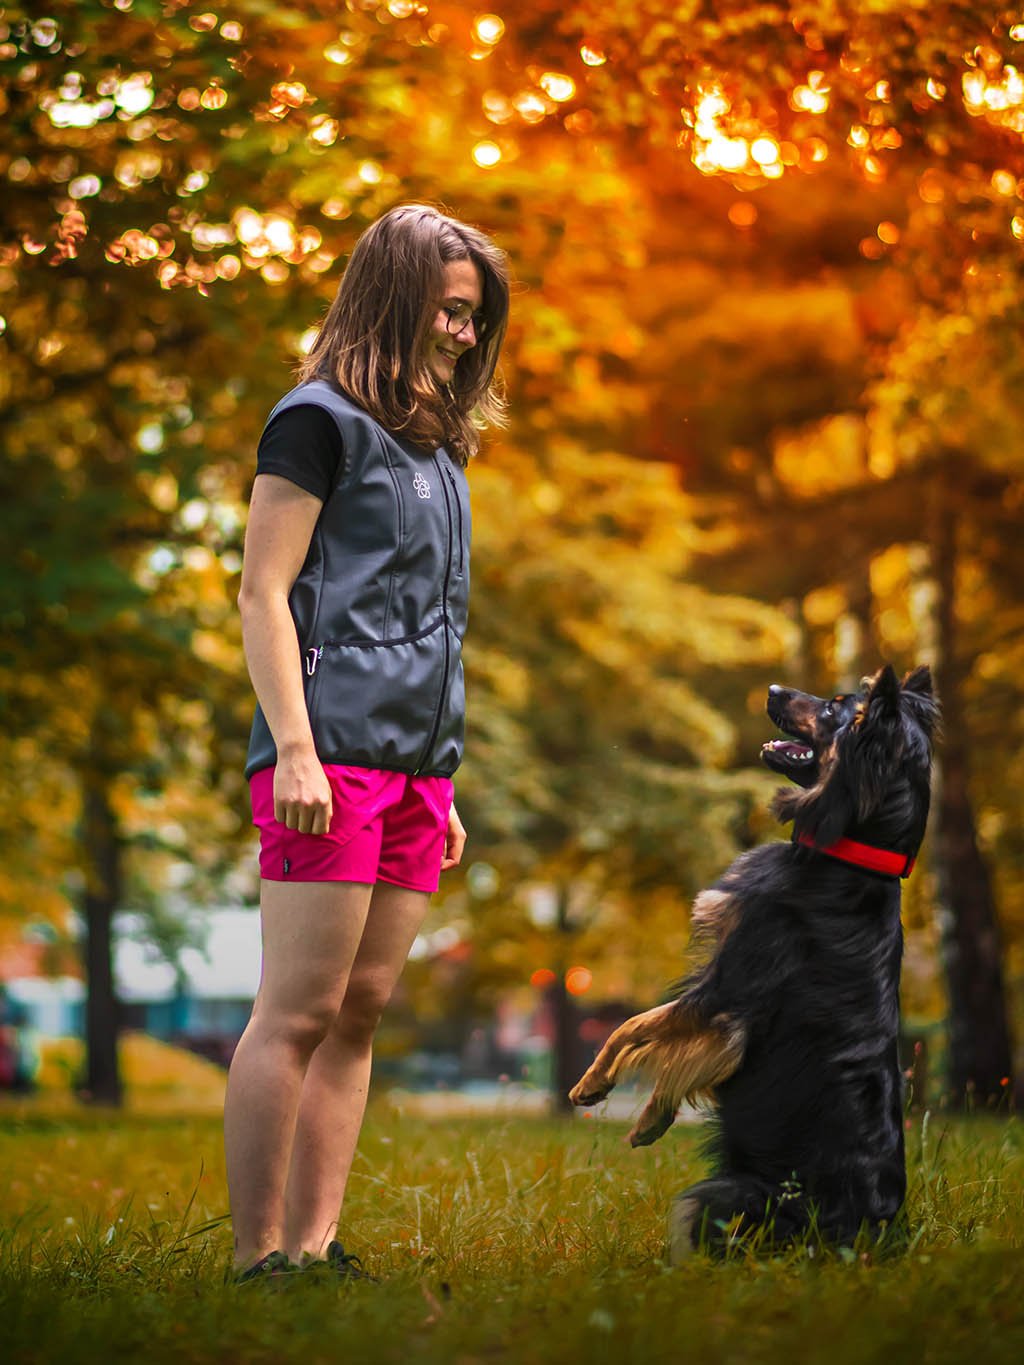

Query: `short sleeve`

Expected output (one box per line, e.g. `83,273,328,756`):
256,404,344,503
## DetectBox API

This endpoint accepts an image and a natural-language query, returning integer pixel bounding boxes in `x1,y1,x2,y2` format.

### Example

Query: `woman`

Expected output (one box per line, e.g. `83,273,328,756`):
225,204,510,1281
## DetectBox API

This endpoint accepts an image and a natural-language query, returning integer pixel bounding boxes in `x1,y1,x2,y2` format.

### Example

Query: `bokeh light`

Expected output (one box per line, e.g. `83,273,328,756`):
472,139,502,167
565,966,593,996
474,14,505,46
540,72,576,103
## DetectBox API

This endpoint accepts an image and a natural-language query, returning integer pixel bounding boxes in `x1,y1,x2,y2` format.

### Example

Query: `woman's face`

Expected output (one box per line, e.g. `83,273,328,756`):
423,258,484,385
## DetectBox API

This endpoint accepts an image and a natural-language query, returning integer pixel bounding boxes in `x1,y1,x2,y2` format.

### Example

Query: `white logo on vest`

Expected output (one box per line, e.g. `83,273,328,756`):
413,471,431,499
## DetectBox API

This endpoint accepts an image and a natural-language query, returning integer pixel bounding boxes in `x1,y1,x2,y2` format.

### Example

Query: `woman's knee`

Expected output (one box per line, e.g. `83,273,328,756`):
332,972,395,1044
253,997,339,1060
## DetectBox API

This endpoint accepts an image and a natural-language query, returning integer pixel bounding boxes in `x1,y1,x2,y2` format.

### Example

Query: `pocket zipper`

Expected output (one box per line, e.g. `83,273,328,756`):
306,646,322,677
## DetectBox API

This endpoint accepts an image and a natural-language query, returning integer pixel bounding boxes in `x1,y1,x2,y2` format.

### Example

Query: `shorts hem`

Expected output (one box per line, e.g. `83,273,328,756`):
374,871,439,895
258,874,377,886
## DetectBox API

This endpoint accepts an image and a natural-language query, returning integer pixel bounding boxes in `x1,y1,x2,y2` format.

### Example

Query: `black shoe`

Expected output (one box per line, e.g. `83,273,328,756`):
233,1249,295,1285
320,1240,378,1283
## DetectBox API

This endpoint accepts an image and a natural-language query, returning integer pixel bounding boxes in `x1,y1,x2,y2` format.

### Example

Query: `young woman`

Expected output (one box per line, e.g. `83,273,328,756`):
225,204,510,1281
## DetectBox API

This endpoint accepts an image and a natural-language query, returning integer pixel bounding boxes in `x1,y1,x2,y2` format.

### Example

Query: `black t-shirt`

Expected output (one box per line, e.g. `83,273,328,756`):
255,404,344,503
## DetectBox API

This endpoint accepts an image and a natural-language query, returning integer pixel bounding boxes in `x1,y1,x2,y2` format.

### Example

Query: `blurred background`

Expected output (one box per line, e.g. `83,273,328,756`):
1,0,1021,1116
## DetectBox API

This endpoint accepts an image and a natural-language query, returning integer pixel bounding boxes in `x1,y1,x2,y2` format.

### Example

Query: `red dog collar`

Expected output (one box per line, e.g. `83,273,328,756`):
797,833,916,879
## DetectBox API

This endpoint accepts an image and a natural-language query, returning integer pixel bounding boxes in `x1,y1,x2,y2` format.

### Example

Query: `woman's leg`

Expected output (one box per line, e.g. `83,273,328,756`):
283,881,431,1260
223,879,374,1268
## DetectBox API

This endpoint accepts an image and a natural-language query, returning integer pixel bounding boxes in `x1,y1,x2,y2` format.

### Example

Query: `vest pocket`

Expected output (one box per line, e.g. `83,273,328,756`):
307,617,445,771
428,646,465,775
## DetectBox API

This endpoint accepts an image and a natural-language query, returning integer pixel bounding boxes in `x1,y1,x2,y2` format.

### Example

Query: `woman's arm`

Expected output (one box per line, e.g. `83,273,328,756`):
238,473,333,835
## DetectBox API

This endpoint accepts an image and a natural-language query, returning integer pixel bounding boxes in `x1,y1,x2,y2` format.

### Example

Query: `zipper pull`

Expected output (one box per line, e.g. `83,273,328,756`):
305,646,322,677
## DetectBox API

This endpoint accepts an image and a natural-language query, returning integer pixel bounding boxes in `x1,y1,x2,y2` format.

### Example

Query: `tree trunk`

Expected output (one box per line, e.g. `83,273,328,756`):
80,775,123,1106
930,489,1014,1108
548,883,579,1116
837,567,879,690
549,972,578,1116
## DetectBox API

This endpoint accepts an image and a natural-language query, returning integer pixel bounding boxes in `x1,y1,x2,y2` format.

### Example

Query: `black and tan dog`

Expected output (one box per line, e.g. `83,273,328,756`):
570,665,938,1258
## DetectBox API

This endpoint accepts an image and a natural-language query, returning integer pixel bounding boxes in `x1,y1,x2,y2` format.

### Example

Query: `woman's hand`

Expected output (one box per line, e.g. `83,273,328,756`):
239,474,326,821
441,803,467,871
273,746,334,834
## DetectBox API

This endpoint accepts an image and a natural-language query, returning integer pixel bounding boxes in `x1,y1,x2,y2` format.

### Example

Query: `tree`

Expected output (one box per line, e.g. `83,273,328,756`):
0,0,729,1097
477,0,1024,1102
866,279,1024,1103
2,0,1022,1105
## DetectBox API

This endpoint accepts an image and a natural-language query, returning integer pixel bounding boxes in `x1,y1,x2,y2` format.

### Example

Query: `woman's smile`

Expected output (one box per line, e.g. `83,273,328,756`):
425,257,483,383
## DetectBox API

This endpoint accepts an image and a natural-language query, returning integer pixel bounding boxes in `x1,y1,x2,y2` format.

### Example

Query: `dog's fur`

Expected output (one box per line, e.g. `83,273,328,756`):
570,665,938,1258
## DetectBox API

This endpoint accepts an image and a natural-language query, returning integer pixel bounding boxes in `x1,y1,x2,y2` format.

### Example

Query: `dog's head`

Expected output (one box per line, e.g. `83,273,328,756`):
763,665,939,851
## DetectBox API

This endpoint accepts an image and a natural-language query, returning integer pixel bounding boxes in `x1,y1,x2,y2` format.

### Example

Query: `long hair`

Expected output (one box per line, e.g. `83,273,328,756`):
297,204,510,465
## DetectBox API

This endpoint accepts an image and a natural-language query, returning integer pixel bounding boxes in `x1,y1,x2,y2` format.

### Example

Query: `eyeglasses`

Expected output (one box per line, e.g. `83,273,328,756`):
442,302,488,338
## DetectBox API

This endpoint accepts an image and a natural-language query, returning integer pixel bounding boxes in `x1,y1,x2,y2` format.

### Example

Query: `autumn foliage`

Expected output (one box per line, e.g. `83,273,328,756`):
1,1,1022,1102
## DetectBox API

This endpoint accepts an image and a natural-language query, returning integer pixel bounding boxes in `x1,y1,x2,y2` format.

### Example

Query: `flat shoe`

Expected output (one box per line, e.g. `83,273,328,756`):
233,1249,295,1285
310,1240,378,1283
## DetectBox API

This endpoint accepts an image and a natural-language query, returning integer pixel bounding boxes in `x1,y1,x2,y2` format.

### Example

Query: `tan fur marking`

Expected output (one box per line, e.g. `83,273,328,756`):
569,1001,747,1147
668,1194,703,1264
568,1002,677,1105
620,1012,746,1113
691,889,739,941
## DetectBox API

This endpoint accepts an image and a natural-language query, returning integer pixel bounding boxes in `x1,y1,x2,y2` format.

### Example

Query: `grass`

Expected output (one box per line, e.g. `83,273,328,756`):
1,1093,1022,1365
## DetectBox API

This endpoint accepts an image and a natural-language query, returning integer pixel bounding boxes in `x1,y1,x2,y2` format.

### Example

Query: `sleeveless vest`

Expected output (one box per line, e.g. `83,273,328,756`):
244,380,471,780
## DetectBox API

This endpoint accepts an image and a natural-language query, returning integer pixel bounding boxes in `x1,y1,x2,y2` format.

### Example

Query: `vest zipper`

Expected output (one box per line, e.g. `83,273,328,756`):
378,432,403,637
414,451,455,774
443,462,464,576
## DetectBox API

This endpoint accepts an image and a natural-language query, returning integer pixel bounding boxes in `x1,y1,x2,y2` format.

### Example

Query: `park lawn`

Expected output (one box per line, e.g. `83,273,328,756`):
0,1097,1022,1365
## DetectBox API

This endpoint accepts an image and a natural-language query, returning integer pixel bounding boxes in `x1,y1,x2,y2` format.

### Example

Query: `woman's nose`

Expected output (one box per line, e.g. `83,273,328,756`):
451,316,477,346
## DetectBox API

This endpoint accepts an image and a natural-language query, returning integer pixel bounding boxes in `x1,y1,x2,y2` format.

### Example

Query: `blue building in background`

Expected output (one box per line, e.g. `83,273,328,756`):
2,908,261,1068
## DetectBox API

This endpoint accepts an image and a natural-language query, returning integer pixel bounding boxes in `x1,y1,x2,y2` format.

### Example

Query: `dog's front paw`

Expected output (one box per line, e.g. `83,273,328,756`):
628,1102,676,1148
569,1073,612,1106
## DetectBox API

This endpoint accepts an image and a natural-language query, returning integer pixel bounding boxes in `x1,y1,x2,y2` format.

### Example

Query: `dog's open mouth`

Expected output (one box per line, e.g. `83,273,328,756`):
762,738,814,763
760,734,817,780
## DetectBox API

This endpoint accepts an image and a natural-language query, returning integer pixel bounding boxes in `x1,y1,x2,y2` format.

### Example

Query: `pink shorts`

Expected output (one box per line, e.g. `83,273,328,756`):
250,765,454,893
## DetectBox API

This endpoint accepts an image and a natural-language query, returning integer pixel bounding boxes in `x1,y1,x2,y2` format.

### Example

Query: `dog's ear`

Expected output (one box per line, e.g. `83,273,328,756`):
865,664,902,721
901,665,933,697
901,665,940,741
843,665,905,822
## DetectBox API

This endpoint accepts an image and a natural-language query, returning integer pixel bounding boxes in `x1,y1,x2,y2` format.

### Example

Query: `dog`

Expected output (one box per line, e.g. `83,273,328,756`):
569,665,938,1258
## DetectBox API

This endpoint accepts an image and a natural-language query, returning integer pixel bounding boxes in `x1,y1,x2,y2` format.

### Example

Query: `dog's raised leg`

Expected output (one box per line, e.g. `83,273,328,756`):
627,1092,678,1147
626,1014,747,1146
568,1002,677,1107
570,1003,746,1148
630,1092,685,1146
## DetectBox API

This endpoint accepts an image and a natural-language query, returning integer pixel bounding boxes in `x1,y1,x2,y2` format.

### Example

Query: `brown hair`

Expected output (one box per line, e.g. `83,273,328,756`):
297,204,510,465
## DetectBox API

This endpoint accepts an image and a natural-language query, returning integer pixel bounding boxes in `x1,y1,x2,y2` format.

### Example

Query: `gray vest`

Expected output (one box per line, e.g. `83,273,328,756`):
244,381,471,780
